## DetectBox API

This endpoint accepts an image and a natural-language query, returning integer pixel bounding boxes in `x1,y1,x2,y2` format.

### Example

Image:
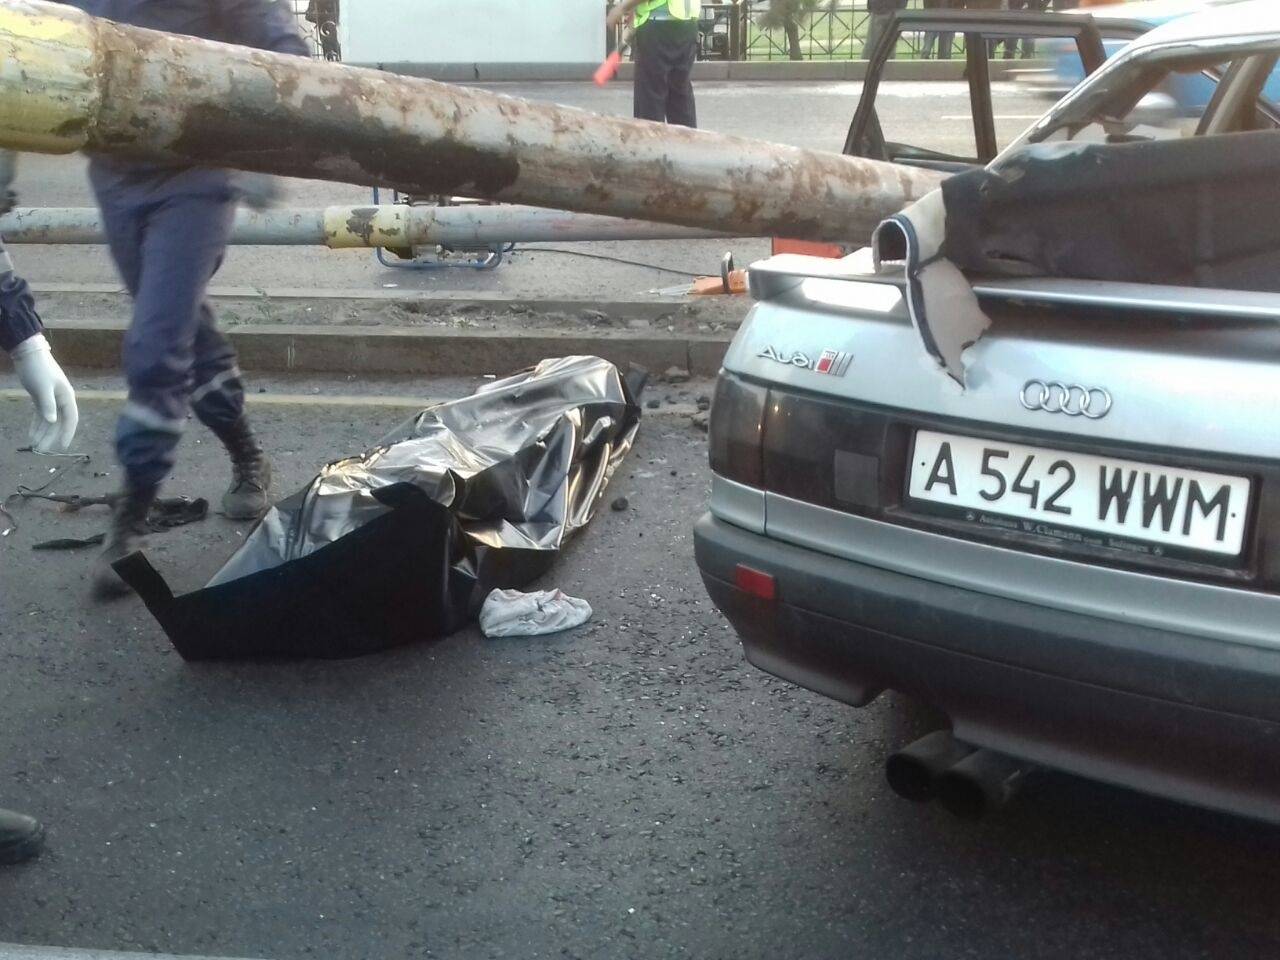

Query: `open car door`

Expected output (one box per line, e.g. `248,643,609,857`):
843,9,1109,169
775,9,1114,260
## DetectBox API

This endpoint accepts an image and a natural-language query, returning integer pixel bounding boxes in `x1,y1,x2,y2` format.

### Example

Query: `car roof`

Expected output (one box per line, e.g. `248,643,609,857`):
1127,0,1280,47
1072,0,1257,28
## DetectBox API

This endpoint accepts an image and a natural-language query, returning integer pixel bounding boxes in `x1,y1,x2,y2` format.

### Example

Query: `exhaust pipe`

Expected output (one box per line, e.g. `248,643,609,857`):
935,749,1029,820
885,731,975,802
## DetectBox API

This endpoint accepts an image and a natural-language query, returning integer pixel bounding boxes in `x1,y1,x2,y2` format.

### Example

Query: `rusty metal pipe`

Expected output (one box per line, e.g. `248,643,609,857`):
0,1,944,243
0,206,319,245
0,205,729,246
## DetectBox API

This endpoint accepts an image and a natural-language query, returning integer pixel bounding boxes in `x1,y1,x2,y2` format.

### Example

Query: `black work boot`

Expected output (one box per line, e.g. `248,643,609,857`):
215,417,272,520
91,482,157,601
0,808,45,865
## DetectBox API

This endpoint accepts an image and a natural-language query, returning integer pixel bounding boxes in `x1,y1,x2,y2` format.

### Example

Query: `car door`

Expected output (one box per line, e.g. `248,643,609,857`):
842,9,1109,169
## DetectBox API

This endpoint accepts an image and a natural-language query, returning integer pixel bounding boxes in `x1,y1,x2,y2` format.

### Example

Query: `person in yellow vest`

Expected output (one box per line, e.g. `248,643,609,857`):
607,0,702,127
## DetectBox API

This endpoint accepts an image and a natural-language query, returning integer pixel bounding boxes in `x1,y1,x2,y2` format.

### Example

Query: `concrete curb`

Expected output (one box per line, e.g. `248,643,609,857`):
25,323,731,378
0,388,436,408
32,283,687,316
0,389,706,418
0,947,263,960
354,58,1043,83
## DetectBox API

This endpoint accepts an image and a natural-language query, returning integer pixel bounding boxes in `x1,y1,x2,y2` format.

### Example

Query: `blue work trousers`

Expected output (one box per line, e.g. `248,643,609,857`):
91,166,245,489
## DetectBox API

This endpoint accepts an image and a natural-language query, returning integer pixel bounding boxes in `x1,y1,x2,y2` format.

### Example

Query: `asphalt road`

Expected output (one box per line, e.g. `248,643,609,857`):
11,80,1042,302
2,384,1280,959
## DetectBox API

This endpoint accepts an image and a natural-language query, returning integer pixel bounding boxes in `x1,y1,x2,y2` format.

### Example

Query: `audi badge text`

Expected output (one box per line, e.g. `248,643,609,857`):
758,345,852,377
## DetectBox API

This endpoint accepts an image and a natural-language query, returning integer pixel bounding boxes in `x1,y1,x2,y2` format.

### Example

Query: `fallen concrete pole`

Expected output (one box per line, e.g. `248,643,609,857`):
0,205,729,247
0,1,944,244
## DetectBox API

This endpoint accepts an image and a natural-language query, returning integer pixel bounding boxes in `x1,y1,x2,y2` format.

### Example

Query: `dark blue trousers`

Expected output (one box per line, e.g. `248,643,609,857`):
90,165,246,489
633,20,698,128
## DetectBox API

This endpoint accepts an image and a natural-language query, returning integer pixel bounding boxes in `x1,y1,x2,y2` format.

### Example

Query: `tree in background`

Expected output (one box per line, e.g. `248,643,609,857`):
756,0,835,61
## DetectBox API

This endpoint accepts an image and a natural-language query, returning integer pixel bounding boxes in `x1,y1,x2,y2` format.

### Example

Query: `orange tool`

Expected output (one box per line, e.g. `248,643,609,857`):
594,27,635,86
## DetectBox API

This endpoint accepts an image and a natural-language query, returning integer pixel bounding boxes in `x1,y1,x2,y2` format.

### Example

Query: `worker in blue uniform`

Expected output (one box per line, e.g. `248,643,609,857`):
0,157,75,866
0,266,63,859
0,275,63,863
51,0,311,600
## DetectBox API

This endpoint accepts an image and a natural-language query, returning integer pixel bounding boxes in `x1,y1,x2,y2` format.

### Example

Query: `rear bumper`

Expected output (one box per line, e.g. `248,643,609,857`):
694,512,1280,823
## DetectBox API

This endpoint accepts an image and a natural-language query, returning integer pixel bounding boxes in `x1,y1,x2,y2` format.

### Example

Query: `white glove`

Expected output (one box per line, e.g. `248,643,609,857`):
11,334,78,454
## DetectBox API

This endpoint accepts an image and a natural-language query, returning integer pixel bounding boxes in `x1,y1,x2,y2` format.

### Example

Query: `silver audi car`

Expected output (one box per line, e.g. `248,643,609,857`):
695,3,1280,823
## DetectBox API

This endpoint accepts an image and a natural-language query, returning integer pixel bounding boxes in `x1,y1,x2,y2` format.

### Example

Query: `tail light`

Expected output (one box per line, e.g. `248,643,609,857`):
734,565,777,600
709,374,767,489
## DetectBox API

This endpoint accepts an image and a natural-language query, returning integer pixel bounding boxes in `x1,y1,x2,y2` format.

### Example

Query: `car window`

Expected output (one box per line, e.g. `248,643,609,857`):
1262,59,1280,108
849,26,1104,168
1036,59,1226,144
989,34,1131,152
1017,45,1280,149
866,78,981,165
989,80,1059,153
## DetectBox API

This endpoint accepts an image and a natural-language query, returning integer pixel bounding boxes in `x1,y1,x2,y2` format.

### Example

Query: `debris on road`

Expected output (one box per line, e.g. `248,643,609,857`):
662,367,691,384
32,532,105,550
478,588,593,638
2,453,92,534
19,489,207,522
23,496,208,550
113,357,643,661
579,309,614,327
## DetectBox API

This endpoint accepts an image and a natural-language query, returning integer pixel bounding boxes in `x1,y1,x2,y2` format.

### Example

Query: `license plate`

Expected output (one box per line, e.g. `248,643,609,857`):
908,430,1252,557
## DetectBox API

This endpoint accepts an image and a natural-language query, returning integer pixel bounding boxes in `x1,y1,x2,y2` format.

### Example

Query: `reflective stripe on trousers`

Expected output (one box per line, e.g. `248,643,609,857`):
92,168,247,488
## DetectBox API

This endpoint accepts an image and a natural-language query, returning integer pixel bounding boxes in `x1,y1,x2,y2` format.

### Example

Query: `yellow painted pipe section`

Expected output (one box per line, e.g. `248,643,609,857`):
322,205,412,250
0,1,100,152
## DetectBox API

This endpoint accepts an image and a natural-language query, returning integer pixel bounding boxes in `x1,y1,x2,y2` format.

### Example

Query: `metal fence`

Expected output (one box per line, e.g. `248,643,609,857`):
611,1,1076,62
289,0,341,61
738,0,927,61
297,1,1075,67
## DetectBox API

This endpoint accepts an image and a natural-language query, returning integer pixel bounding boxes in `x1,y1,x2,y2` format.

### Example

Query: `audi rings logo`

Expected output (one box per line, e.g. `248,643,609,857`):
1019,380,1113,419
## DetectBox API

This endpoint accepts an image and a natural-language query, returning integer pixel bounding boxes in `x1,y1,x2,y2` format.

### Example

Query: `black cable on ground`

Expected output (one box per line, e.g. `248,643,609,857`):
517,246,704,277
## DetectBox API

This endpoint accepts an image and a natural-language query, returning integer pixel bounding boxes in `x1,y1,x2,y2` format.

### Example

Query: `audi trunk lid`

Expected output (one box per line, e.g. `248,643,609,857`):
729,255,1280,462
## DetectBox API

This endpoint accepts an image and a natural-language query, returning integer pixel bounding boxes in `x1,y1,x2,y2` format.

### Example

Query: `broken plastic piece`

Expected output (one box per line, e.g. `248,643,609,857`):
33,533,104,551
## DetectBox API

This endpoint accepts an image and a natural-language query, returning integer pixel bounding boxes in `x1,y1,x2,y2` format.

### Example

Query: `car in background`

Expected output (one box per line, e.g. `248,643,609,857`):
1036,0,1280,105
696,2,1280,824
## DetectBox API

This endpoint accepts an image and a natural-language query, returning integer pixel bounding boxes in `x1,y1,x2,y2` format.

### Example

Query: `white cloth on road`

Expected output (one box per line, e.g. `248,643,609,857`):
479,589,592,638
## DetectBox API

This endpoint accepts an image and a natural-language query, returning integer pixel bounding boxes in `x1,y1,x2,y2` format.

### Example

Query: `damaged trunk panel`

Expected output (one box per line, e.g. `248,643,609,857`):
116,357,642,660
